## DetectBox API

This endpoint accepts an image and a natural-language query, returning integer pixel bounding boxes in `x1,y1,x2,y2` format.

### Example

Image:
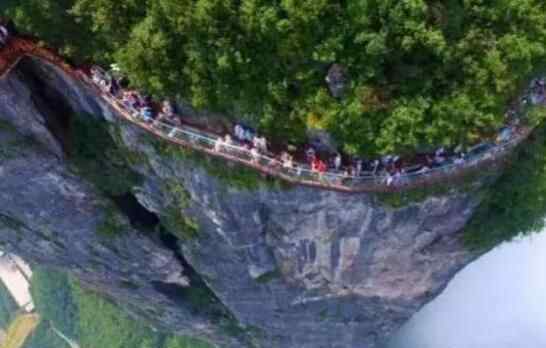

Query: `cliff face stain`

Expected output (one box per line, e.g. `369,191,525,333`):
111,193,159,230
16,57,73,153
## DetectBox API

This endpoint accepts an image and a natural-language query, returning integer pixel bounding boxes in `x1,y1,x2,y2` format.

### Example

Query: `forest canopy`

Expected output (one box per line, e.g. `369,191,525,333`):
4,0,546,156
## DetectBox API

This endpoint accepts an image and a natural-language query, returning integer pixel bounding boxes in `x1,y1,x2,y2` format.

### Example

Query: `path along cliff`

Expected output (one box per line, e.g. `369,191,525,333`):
0,36,532,347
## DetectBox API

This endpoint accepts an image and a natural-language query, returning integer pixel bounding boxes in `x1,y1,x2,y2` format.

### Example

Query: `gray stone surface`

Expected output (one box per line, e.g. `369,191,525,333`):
0,56,486,348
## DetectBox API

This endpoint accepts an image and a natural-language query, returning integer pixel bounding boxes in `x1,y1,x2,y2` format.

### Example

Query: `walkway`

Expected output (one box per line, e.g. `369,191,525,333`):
0,35,535,193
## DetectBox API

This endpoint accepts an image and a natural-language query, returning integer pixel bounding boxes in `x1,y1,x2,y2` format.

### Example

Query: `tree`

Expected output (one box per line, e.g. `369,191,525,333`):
5,0,546,156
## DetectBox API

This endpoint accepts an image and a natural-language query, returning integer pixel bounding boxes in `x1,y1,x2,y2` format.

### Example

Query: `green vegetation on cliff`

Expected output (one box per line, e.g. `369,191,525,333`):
464,121,546,250
6,1,546,156
28,266,214,348
30,267,79,338
69,114,143,196
161,180,199,240
147,134,287,191
23,320,70,348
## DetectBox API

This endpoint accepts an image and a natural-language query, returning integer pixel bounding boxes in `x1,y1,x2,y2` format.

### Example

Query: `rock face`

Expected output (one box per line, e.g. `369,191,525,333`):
0,56,484,348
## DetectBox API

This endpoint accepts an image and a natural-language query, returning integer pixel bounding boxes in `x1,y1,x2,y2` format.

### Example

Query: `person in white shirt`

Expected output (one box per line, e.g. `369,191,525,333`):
334,153,342,170
214,137,224,152
250,147,260,164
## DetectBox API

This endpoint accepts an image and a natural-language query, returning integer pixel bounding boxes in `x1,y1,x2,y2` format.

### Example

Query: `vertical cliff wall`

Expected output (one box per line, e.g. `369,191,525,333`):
0,56,486,348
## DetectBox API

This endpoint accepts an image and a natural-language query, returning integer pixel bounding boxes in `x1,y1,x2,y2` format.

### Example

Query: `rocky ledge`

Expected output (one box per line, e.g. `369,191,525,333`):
0,55,489,347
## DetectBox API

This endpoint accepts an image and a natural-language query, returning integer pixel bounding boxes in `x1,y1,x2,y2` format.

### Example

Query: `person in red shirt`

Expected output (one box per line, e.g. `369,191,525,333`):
317,160,328,181
312,157,321,172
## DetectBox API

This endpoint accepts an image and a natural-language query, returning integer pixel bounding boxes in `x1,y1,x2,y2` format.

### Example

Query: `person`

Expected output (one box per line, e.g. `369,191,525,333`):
454,156,465,165
140,106,154,122
214,137,224,152
234,124,244,141
91,67,103,85
372,159,380,175
162,100,175,116
122,91,138,109
108,78,120,96
392,170,401,186
496,127,512,144
381,155,393,167
99,78,110,92
306,147,316,163
283,156,294,169
252,135,267,153
243,128,254,142
384,170,399,186
385,173,394,186
355,159,363,177
224,134,233,152
434,147,446,165
258,136,268,153
250,147,260,164
338,168,351,185
224,134,233,144
281,152,294,169
252,135,260,149
311,157,321,172
317,160,327,179
167,127,177,138
334,153,342,170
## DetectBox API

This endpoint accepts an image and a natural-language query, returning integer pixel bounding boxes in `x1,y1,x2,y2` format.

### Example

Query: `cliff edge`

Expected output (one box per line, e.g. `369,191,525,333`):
0,55,488,348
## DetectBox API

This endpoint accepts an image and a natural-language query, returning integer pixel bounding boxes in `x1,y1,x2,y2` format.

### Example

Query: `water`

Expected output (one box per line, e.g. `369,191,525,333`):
387,230,546,348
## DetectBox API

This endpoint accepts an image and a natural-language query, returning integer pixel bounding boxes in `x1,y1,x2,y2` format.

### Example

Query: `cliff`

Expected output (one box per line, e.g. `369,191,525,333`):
0,55,487,347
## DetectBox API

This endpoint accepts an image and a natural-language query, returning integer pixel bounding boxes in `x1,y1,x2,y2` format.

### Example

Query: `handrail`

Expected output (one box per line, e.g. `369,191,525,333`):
0,35,536,193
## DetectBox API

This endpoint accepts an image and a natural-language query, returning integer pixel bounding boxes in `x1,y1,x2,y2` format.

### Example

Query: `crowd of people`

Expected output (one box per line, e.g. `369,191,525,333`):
90,65,181,129
88,64,542,188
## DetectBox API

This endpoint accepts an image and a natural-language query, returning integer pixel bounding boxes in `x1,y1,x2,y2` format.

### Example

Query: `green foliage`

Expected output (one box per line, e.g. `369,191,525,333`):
0,120,40,161
163,205,199,240
96,208,128,238
23,321,70,348
464,123,546,250
161,180,199,240
29,267,214,348
150,136,286,191
29,267,79,338
72,282,164,348
7,1,546,156
69,114,143,196
164,336,214,348
0,281,18,330
376,170,492,208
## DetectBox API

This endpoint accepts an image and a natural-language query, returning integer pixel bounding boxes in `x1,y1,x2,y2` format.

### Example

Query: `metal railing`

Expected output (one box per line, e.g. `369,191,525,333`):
0,36,534,193
97,88,530,193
